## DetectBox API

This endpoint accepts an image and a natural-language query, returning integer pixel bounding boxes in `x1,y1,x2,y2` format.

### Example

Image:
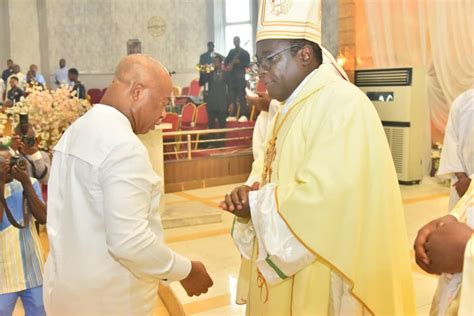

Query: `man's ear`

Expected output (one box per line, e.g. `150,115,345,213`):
299,45,313,65
130,82,145,101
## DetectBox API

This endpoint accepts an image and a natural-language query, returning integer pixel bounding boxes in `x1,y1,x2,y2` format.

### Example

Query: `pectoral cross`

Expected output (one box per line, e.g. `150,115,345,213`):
261,136,278,186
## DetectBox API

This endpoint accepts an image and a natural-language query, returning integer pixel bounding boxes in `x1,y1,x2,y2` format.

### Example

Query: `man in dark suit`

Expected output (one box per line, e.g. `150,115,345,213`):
224,36,250,118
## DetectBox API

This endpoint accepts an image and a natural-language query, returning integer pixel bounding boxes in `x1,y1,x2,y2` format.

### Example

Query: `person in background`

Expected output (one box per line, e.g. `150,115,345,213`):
54,58,69,87
2,59,14,83
6,65,25,93
7,76,24,103
0,78,5,102
224,36,250,119
68,68,86,99
0,144,47,316
30,64,46,86
11,123,50,185
437,89,473,210
202,54,228,141
198,41,215,88
25,70,44,92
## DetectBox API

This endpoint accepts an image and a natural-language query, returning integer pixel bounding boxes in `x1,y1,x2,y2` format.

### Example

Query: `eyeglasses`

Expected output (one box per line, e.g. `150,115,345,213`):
256,45,302,71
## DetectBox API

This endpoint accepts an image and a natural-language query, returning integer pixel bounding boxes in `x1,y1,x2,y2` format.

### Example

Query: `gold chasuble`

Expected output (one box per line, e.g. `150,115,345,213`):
239,65,416,315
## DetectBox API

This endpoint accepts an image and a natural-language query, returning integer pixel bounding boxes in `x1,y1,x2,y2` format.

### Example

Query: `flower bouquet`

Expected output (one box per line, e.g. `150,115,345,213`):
1,84,91,151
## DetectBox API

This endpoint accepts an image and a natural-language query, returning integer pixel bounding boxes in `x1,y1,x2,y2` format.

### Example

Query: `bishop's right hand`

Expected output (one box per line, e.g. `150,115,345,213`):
180,261,213,297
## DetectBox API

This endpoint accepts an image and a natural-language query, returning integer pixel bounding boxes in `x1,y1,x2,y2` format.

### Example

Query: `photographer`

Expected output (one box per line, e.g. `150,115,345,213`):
0,144,47,316
11,122,50,185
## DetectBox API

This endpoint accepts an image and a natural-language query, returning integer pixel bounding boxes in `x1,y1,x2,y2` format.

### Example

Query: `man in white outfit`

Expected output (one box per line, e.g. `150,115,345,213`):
44,54,213,316
437,89,474,209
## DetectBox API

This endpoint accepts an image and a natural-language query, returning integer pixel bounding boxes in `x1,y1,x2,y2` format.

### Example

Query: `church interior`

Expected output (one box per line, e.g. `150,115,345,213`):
0,0,473,315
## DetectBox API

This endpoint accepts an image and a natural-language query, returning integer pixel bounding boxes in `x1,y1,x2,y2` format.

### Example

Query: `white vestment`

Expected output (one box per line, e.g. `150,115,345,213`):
438,89,474,209
44,104,191,316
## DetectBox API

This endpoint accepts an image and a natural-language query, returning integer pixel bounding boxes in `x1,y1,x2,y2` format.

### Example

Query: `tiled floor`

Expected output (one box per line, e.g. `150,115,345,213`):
14,178,451,315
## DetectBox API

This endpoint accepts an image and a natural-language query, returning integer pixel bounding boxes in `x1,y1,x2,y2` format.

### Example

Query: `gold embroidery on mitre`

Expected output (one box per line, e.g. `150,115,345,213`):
270,0,294,16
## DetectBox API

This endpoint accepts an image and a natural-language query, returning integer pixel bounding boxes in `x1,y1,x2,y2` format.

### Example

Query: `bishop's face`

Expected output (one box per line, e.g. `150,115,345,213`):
256,39,303,102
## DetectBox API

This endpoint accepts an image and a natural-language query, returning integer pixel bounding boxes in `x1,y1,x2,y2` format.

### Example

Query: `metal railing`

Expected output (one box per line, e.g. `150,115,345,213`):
162,126,254,160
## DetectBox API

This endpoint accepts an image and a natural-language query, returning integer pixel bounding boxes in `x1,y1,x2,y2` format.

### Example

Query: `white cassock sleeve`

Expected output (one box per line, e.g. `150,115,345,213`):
99,143,191,283
248,183,315,285
438,101,464,177
252,111,270,161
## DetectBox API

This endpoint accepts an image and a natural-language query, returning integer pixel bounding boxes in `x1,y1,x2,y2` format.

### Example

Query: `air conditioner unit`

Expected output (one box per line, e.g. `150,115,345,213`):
355,67,425,185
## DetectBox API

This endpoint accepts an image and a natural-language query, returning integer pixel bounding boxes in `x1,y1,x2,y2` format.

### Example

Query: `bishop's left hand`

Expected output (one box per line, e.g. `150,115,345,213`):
425,221,473,275
219,182,260,218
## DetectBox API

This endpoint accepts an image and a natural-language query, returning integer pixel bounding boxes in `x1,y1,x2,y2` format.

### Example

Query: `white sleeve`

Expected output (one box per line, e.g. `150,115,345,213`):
99,143,191,282
231,217,255,260
252,111,269,161
249,183,315,285
438,100,464,176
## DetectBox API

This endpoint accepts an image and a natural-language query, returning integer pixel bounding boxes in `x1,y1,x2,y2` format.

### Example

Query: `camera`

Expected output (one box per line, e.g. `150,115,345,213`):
10,156,27,170
21,135,36,147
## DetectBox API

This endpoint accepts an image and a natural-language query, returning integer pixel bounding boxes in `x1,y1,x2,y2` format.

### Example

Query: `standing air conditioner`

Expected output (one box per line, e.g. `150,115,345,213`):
355,67,425,185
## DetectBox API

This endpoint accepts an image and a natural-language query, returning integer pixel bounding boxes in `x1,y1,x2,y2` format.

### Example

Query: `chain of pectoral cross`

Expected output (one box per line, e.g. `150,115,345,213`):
260,88,324,186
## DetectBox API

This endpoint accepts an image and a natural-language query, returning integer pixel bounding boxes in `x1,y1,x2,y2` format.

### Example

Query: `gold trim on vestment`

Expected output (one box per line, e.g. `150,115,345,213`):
274,186,376,316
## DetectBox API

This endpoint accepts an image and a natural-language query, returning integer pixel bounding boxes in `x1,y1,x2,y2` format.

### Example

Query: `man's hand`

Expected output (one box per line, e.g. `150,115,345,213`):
19,138,39,156
245,92,271,112
11,135,21,151
180,261,213,297
425,221,473,274
219,182,259,218
453,174,471,198
11,165,30,185
0,161,9,184
414,215,458,273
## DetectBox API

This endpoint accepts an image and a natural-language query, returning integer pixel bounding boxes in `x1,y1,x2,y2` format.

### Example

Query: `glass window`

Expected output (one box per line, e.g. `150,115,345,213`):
225,0,250,23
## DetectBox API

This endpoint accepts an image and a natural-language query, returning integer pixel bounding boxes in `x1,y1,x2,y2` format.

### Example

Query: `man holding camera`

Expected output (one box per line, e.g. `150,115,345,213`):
11,122,50,185
0,145,47,316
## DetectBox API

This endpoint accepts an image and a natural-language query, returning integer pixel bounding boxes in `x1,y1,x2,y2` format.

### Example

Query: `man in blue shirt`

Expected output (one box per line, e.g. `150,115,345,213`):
0,145,47,316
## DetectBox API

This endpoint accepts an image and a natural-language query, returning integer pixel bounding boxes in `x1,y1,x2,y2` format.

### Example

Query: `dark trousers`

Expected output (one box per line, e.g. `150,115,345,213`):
228,85,248,117
208,110,227,147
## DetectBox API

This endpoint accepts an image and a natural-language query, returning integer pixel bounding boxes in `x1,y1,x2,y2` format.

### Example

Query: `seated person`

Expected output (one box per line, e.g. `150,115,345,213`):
11,122,50,185
0,145,47,316
25,70,44,92
68,68,86,99
6,76,24,103
414,176,474,315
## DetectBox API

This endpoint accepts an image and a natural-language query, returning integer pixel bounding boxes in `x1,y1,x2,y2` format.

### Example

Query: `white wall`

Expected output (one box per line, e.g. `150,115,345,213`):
6,0,213,89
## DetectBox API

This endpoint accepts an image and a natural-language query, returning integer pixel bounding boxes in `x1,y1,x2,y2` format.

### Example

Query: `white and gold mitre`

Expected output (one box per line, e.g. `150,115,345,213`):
256,0,348,80
256,0,322,44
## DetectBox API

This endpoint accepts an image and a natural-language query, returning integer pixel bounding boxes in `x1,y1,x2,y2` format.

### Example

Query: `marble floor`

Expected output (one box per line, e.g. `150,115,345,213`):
14,177,451,315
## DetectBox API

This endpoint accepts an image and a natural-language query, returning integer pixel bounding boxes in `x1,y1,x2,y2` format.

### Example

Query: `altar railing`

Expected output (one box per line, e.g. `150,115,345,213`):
162,126,254,160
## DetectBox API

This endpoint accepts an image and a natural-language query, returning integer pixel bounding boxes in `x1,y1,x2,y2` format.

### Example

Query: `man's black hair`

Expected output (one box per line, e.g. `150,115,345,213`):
68,68,79,76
